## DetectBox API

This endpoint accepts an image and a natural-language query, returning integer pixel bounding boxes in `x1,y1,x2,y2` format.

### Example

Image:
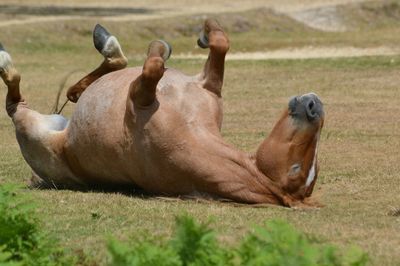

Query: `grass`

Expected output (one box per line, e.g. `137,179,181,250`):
0,184,76,265
0,1,400,265
0,183,367,266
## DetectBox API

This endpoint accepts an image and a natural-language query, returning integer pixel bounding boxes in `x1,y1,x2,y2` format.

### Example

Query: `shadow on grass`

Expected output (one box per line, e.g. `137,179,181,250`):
29,178,292,210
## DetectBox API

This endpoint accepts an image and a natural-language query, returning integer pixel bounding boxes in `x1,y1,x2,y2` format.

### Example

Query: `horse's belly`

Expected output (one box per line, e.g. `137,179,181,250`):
64,69,141,185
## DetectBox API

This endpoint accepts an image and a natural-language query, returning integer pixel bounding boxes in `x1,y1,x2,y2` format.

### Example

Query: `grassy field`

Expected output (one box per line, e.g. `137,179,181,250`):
1,1,400,265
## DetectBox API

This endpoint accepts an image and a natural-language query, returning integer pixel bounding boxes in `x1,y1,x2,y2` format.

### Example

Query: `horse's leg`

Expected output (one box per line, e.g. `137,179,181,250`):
197,19,229,97
0,46,80,188
66,24,128,102
128,40,171,107
196,19,229,129
0,43,23,117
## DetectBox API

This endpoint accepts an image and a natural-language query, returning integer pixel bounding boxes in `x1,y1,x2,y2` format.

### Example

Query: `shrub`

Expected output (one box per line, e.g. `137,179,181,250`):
0,184,38,258
107,238,181,266
238,220,368,266
0,184,74,266
107,215,368,266
107,215,234,266
170,215,234,266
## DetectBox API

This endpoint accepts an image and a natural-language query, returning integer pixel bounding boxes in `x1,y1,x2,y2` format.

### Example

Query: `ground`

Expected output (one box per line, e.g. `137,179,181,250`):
0,0,399,265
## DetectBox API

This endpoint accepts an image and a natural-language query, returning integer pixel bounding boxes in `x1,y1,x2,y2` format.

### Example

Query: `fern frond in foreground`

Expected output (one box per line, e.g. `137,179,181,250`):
108,215,368,266
0,184,74,266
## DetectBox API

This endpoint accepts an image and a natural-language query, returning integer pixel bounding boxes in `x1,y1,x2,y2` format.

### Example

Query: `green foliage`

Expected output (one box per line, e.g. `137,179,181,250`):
0,184,75,266
238,220,368,266
342,246,369,266
170,215,233,266
0,246,21,266
0,184,38,257
107,215,233,266
107,238,181,266
107,216,368,266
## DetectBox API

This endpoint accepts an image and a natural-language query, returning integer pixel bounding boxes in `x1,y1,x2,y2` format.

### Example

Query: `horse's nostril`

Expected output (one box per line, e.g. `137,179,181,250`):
306,99,317,118
308,100,315,111
289,94,323,120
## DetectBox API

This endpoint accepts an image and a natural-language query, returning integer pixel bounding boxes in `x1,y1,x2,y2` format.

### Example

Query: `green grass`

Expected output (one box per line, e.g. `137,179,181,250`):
1,2,400,265
0,184,76,265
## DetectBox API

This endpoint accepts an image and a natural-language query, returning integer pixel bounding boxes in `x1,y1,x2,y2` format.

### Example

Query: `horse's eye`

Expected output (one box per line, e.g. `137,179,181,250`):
289,164,301,176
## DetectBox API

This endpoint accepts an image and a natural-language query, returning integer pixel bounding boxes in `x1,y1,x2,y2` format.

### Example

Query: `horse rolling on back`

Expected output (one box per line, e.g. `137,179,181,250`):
0,20,324,208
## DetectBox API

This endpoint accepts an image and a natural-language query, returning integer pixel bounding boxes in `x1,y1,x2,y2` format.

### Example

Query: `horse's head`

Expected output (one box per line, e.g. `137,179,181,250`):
256,93,324,200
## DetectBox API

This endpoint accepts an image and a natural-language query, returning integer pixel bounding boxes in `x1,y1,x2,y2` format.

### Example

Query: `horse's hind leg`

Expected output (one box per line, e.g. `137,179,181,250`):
0,46,80,188
196,19,229,129
129,40,171,107
197,19,230,97
0,43,24,117
66,24,128,102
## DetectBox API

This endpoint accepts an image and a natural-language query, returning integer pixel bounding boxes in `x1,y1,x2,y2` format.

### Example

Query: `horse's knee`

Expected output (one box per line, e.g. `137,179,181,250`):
129,40,171,108
208,31,229,54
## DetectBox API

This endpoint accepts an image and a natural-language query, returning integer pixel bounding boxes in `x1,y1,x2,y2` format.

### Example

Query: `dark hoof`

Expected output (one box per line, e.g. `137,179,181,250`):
159,40,172,61
148,40,172,61
0,43,4,52
93,24,111,53
197,30,209,49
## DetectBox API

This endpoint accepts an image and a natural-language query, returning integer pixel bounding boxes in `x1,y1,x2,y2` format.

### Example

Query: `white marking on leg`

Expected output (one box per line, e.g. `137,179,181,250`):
0,51,12,72
157,40,171,61
101,36,124,58
305,145,318,187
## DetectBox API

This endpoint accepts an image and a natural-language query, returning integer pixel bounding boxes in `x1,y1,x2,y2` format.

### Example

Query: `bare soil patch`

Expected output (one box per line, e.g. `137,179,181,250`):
175,46,400,60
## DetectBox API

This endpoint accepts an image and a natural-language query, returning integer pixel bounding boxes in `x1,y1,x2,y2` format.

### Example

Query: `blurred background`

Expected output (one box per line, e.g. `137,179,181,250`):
0,1,399,265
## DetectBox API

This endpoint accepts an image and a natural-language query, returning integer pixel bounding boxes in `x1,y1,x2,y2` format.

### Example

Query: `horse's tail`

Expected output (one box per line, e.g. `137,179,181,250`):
51,69,84,114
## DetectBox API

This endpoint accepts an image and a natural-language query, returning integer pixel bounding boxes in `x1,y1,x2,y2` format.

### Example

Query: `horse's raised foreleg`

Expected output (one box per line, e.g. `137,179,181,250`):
198,19,229,97
128,40,171,107
0,43,24,117
66,24,128,102
0,45,80,188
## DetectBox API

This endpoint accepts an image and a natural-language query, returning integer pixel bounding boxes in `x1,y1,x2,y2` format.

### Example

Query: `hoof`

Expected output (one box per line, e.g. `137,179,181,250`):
158,40,172,61
93,24,112,53
197,30,209,49
93,24,125,60
147,40,172,61
0,47,12,74
0,42,4,52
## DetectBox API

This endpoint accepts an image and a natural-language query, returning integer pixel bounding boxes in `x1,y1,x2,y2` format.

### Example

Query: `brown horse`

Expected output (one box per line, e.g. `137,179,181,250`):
0,19,324,207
